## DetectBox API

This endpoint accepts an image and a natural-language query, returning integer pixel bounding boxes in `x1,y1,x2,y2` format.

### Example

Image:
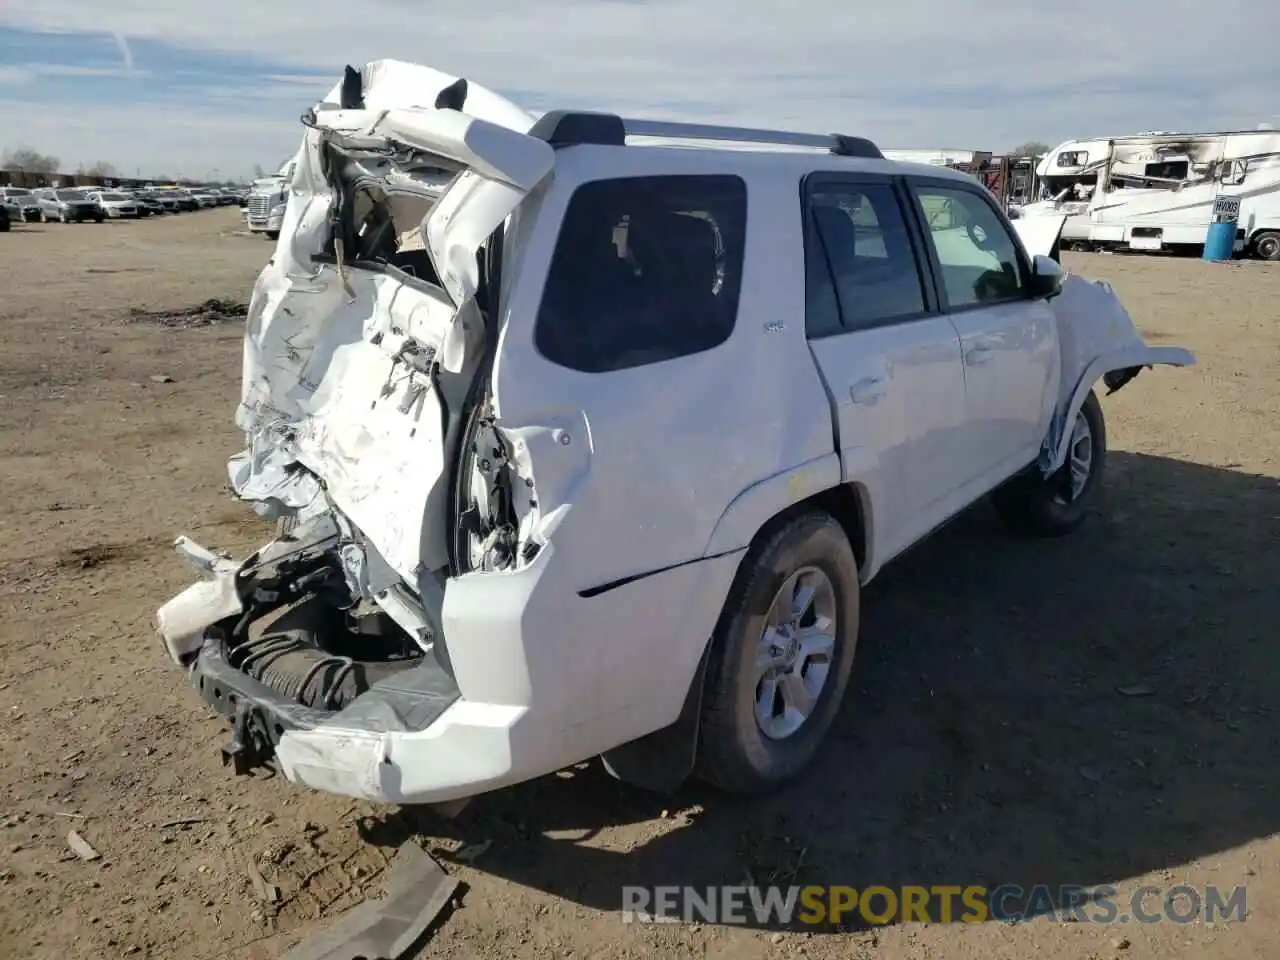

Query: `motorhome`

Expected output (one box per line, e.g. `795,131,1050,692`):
1019,129,1280,260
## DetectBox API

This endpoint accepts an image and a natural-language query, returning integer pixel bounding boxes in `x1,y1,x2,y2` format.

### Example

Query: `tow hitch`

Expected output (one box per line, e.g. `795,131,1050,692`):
221,699,277,775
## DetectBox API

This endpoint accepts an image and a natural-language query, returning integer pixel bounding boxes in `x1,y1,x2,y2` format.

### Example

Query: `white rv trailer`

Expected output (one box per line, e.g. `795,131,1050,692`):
1019,129,1280,260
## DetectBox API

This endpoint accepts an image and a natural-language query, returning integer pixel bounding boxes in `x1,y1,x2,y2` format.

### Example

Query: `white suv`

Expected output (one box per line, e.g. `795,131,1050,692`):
157,60,1194,805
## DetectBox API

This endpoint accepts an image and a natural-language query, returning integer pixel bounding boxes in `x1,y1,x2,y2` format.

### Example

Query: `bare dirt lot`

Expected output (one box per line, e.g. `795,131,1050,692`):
1,208,1278,960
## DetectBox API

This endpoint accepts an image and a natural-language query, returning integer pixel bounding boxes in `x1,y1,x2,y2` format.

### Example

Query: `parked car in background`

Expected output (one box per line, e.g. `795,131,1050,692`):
128,192,166,216
188,190,218,209
85,190,141,218
0,187,41,222
142,191,182,214
32,188,104,223
168,190,200,212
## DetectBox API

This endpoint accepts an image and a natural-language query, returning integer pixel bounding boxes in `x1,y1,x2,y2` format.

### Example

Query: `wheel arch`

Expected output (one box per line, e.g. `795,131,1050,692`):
703,454,869,574
599,473,870,795
1044,345,1194,474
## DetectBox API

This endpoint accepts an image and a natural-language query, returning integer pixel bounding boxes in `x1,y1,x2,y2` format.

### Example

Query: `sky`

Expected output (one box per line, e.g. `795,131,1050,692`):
0,0,1277,179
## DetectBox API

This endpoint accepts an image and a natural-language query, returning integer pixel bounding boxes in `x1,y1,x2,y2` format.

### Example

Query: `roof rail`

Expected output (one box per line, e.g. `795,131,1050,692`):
528,110,882,158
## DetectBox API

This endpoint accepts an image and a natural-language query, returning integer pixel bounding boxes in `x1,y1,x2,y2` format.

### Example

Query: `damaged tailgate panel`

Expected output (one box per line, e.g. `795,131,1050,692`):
232,60,554,590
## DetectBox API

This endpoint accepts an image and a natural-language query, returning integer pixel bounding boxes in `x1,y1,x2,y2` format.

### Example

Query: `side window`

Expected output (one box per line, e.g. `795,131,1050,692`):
804,182,927,339
912,185,1026,309
534,174,746,374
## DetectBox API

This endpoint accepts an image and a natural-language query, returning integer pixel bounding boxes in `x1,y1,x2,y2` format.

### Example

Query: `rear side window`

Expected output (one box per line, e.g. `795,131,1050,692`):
805,182,928,338
535,175,747,373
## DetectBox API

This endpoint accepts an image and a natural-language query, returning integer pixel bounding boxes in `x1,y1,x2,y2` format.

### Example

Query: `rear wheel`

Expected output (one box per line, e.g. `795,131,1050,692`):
696,511,860,794
1252,231,1280,262
991,389,1107,537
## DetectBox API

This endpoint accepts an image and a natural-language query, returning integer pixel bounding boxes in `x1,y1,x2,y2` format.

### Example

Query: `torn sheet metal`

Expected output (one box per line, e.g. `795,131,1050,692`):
280,841,458,960
1041,273,1195,474
232,59,554,589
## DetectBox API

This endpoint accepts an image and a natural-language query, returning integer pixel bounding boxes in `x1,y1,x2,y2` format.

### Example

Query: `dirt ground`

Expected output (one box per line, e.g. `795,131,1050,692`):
1,208,1277,960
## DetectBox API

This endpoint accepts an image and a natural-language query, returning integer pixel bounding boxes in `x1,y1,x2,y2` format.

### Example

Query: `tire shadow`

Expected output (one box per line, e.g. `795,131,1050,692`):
369,451,1280,933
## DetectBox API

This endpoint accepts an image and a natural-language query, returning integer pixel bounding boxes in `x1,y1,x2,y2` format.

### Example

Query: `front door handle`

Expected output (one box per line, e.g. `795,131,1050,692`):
964,345,993,366
850,376,887,405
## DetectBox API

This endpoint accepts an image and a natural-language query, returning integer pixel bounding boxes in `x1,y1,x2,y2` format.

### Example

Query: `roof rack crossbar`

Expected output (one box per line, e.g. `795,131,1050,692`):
525,111,882,158
622,118,882,158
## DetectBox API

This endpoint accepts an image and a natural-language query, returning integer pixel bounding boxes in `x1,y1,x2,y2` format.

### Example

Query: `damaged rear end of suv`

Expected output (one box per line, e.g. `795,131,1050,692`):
158,59,1196,811
157,61,579,803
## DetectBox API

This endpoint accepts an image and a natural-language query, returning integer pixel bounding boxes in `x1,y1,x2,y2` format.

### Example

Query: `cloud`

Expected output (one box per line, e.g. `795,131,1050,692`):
111,30,136,72
1,2,1278,176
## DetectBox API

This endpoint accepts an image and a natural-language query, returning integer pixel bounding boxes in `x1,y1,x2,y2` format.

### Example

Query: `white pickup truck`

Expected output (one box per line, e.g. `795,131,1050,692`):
157,60,1194,807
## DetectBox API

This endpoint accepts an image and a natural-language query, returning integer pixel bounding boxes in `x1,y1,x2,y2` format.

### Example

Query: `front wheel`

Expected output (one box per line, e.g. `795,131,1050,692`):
696,511,860,794
1252,231,1280,262
265,230,279,241
991,389,1107,537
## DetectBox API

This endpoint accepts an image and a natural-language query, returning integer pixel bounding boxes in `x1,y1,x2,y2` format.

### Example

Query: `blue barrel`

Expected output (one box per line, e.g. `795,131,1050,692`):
1203,195,1241,262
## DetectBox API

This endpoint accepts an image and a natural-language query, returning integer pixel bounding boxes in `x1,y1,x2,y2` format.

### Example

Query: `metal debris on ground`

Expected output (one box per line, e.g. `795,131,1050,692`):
247,859,281,905
279,842,458,960
454,839,492,864
127,298,248,329
67,829,101,861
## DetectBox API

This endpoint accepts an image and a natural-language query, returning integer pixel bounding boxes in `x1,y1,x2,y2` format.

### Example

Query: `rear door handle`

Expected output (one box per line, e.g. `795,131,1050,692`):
849,376,887,405
964,345,993,366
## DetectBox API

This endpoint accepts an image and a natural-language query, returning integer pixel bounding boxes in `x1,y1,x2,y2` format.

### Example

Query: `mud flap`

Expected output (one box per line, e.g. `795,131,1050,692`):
600,642,711,794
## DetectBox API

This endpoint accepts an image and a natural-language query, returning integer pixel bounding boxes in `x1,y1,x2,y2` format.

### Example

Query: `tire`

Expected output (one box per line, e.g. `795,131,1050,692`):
1252,231,1280,262
991,389,1107,537
0,219,9,233
696,510,860,794
265,230,280,241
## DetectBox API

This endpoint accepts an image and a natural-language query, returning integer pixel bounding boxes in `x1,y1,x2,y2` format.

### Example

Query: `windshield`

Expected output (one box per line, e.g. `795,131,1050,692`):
102,192,129,201
3,188,31,196
54,190,84,201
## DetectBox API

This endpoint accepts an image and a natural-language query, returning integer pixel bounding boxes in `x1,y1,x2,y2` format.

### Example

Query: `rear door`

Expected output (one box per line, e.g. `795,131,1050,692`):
905,178,1059,492
802,174,968,567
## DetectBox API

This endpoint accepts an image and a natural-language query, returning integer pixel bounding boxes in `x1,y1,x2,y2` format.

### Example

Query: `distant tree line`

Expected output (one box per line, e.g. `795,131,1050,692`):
0,145,240,185
1010,141,1050,158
